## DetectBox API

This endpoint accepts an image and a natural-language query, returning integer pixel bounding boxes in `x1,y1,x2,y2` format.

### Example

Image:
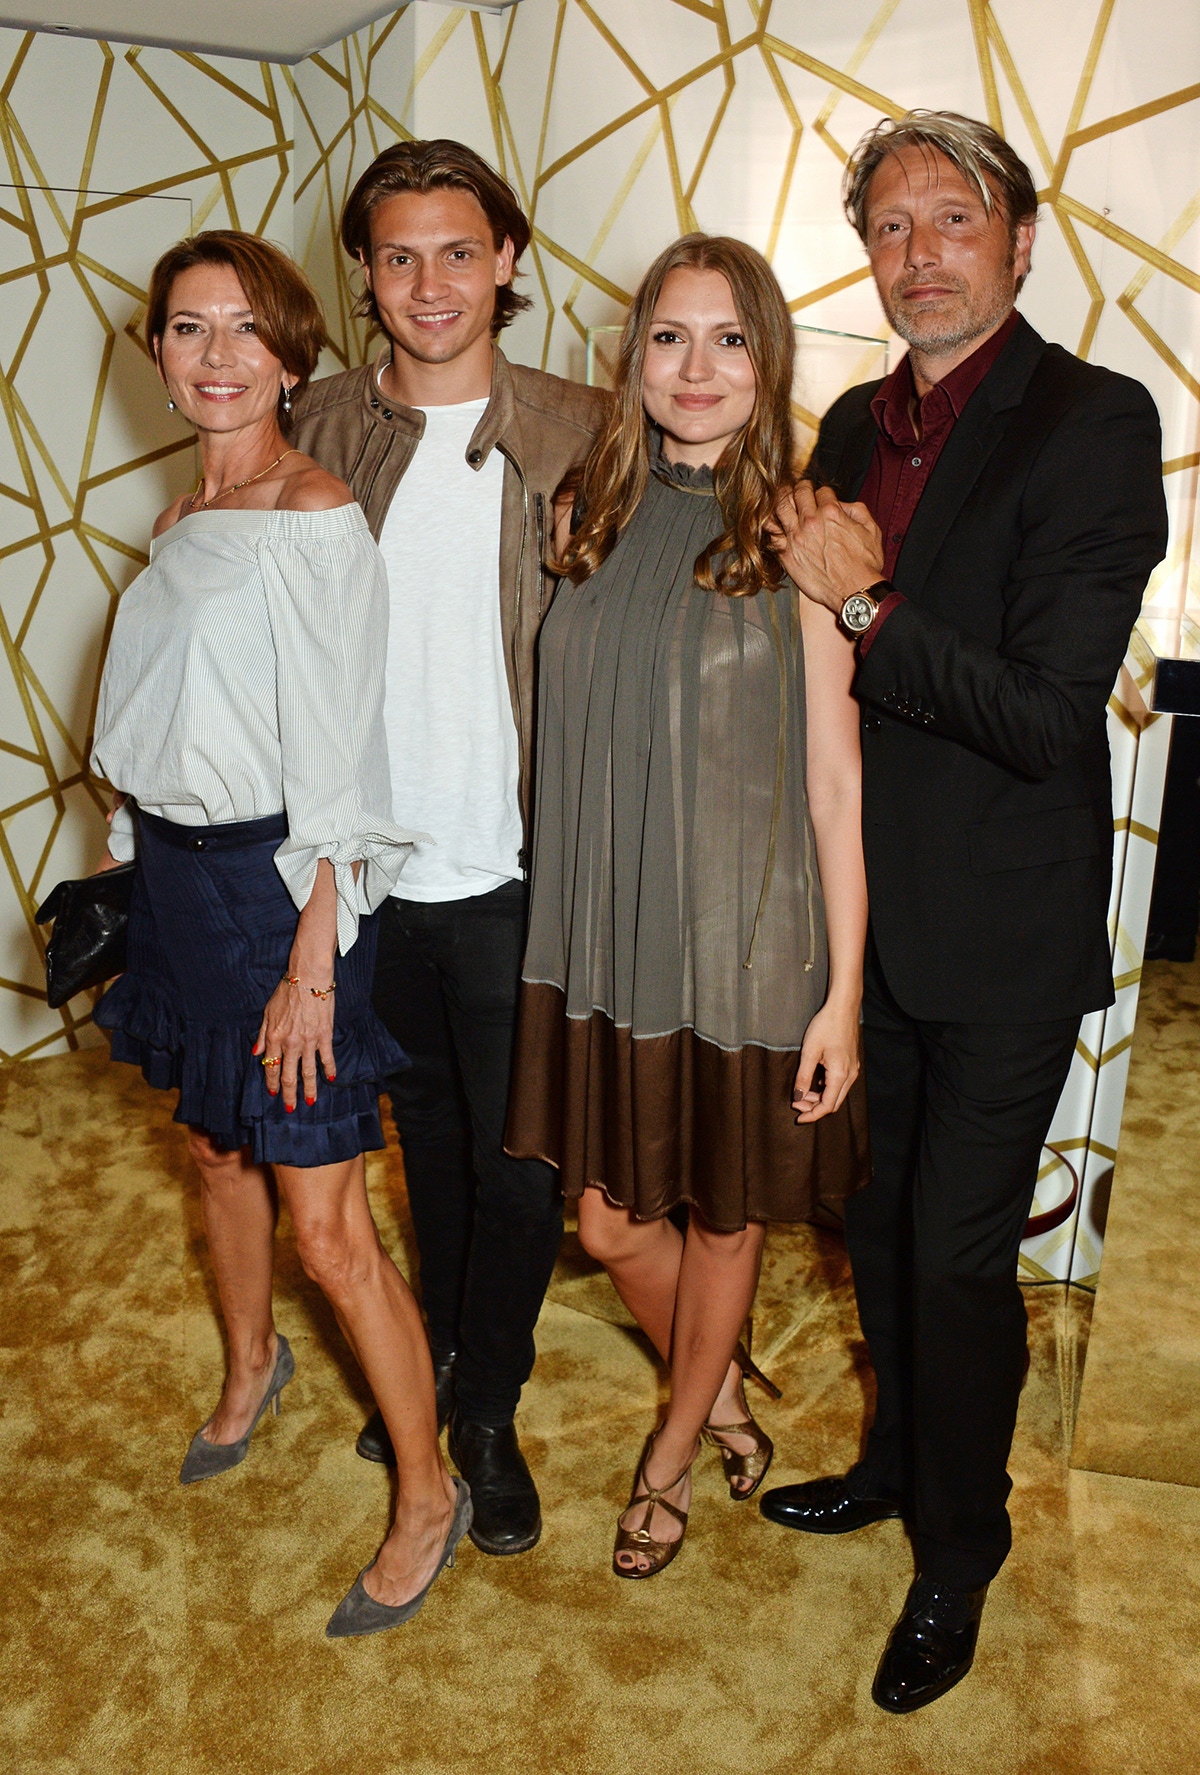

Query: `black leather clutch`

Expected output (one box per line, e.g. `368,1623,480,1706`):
36,863,135,1009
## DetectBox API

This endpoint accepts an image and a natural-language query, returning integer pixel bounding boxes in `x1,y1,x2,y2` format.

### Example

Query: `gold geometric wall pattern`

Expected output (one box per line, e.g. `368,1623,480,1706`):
291,0,1200,537
0,27,292,1060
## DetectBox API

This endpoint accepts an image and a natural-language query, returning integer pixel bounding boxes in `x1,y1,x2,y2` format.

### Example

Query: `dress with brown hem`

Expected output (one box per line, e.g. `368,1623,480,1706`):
505,451,869,1229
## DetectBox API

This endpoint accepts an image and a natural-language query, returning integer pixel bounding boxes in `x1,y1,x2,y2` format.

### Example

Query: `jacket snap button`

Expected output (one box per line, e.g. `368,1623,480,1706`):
189,836,207,851
370,398,379,409
468,449,482,465
381,409,393,420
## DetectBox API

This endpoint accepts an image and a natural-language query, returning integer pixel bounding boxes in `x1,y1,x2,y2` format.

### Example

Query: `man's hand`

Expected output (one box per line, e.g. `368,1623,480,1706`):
771,481,885,614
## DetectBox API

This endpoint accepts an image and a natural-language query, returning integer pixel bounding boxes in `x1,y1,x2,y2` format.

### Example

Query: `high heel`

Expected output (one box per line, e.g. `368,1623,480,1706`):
325,1477,473,1639
704,1327,778,1499
735,1326,782,1401
179,1334,294,1486
612,1432,694,1580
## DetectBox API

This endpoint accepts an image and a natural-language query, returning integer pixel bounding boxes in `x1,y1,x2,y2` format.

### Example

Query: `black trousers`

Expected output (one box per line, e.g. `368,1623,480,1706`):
371,883,563,1427
846,942,1080,1590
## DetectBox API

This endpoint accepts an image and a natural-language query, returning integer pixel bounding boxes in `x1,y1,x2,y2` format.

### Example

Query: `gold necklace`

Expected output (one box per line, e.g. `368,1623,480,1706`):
189,449,297,512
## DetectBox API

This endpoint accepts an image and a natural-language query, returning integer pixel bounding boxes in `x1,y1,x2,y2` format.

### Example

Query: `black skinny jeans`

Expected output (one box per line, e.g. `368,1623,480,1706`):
372,882,562,1426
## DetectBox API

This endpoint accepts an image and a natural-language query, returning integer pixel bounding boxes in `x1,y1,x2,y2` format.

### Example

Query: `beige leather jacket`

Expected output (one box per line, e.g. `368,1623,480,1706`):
288,348,609,845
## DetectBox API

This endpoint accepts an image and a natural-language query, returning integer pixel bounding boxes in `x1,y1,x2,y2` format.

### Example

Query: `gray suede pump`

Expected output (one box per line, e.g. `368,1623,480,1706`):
179,1334,294,1486
325,1476,473,1639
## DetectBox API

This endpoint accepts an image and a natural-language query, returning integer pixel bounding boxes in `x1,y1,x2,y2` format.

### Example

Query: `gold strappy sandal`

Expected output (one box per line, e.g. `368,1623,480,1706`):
613,1434,694,1580
703,1415,774,1500
703,1334,781,1501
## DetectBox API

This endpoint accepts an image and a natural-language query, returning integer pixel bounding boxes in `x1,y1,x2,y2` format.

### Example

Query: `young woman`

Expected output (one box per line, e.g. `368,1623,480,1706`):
91,231,470,1636
506,234,869,1576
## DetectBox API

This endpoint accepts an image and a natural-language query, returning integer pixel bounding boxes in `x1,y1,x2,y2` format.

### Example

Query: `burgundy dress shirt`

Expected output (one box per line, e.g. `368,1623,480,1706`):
856,311,1019,656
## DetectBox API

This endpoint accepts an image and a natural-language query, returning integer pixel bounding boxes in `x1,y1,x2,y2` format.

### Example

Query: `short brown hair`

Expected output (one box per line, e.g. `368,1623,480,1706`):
340,139,533,337
844,110,1039,244
145,231,327,407
558,234,796,598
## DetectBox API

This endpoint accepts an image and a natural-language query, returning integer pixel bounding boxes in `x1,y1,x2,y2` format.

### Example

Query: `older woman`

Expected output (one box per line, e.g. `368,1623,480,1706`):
507,234,869,1576
91,230,469,1638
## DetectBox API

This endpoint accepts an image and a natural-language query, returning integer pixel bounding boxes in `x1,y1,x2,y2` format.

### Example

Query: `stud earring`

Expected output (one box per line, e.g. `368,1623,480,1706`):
166,398,176,411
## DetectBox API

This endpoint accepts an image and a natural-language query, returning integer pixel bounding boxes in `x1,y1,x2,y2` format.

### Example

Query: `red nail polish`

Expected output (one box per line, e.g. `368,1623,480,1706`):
285,1103,294,1114
305,1097,315,1106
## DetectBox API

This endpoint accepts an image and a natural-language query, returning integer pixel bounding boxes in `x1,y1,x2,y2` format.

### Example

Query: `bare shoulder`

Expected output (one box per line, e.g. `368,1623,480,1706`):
152,491,194,538
275,456,355,513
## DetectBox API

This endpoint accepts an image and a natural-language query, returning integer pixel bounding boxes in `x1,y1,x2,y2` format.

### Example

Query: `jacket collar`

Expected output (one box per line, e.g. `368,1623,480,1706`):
834,314,1050,500
830,314,1046,590
889,315,1045,593
363,344,522,473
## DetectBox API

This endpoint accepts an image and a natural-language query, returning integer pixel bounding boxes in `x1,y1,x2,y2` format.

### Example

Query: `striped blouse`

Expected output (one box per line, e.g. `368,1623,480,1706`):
91,503,421,954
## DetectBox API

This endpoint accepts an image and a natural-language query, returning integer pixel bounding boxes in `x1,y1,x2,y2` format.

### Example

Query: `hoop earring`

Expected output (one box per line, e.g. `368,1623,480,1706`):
166,398,176,411
282,385,292,414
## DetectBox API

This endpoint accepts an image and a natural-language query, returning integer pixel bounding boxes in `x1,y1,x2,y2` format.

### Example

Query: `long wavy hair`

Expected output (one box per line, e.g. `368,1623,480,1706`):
556,234,796,595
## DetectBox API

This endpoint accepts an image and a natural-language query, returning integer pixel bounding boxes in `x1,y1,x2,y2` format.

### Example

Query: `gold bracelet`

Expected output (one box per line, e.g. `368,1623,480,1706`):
283,972,336,1000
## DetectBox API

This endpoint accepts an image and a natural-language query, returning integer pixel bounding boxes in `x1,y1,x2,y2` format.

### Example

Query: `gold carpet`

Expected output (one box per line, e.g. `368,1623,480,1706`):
1073,958,1200,1486
3,1036,1199,1775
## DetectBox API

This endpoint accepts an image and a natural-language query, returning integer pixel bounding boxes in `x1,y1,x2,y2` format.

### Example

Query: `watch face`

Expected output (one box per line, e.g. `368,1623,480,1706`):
842,594,876,633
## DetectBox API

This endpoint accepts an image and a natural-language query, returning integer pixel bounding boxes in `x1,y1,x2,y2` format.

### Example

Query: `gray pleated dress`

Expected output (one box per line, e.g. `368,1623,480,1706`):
506,450,868,1229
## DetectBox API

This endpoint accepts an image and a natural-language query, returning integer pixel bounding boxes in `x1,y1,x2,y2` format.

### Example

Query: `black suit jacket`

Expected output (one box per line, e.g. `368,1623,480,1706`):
812,316,1168,1023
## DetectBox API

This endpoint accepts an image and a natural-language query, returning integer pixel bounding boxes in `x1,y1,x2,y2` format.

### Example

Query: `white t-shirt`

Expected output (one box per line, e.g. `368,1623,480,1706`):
378,397,521,902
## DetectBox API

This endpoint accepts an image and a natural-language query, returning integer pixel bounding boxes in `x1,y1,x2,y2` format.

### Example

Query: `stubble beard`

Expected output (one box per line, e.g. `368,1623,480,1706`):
884,265,1016,360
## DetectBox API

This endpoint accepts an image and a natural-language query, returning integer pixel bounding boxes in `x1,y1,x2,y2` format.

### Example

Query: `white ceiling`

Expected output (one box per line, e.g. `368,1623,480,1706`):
0,3,460,64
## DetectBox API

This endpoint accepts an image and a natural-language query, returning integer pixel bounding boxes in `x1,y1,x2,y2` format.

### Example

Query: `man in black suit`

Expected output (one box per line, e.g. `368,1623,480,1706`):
761,111,1168,1712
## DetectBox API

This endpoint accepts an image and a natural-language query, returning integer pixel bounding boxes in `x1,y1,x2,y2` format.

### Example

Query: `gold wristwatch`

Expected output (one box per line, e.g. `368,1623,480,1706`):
840,581,891,637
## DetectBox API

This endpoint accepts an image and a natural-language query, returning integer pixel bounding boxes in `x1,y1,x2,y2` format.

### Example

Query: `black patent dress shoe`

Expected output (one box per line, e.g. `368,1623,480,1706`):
758,1464,906,1535
872,1578,988,1713
447,1410,541,1556
355,1352,457,1465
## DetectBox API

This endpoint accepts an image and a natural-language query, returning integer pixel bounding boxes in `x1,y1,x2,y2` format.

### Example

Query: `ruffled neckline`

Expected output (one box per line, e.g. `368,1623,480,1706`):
649,432,716,494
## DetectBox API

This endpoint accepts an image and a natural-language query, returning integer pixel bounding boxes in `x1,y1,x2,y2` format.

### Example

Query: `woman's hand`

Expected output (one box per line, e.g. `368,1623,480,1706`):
95,792,127,872
793,998,860,1123
254,858,340,1109
253,974,337,1111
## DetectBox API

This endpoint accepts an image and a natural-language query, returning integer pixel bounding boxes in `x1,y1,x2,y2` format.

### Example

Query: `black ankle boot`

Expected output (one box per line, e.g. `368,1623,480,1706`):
447,1410,541,1556
355,1351,457,1465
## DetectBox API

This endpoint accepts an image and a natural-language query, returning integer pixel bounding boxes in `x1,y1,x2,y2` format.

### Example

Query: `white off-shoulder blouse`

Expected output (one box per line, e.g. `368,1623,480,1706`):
91,503,421,954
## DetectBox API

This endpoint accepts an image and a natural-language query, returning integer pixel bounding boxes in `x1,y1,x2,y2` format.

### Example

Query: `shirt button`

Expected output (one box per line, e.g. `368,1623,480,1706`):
189,836,207,852
370,398,379,409
911,456,922,467
381,409,393,420
891,532,902,543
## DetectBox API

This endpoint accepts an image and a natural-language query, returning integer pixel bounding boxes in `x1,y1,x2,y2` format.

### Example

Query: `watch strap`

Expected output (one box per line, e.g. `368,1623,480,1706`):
857,586,905,657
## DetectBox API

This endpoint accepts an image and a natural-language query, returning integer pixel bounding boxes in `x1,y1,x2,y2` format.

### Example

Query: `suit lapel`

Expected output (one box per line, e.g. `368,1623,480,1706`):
837,414,878,502
893,317,1046,596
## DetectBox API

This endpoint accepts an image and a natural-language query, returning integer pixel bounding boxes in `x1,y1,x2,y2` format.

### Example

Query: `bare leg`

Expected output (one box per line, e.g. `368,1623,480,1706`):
577,1191,767,1571
188,1130,279,1446
276,1154,456,1608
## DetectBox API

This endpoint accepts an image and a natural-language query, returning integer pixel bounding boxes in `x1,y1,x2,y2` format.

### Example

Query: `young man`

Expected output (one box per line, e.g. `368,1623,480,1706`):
762,113,1167,1709
289,140,607,1556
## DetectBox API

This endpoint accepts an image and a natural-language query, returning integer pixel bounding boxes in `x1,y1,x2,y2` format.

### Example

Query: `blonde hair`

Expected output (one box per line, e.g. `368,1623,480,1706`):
844,110,1038,254
556,234,797,597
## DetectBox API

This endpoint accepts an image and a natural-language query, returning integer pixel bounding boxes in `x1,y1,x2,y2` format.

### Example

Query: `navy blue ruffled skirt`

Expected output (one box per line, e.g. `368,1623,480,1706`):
94,809,406,1166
